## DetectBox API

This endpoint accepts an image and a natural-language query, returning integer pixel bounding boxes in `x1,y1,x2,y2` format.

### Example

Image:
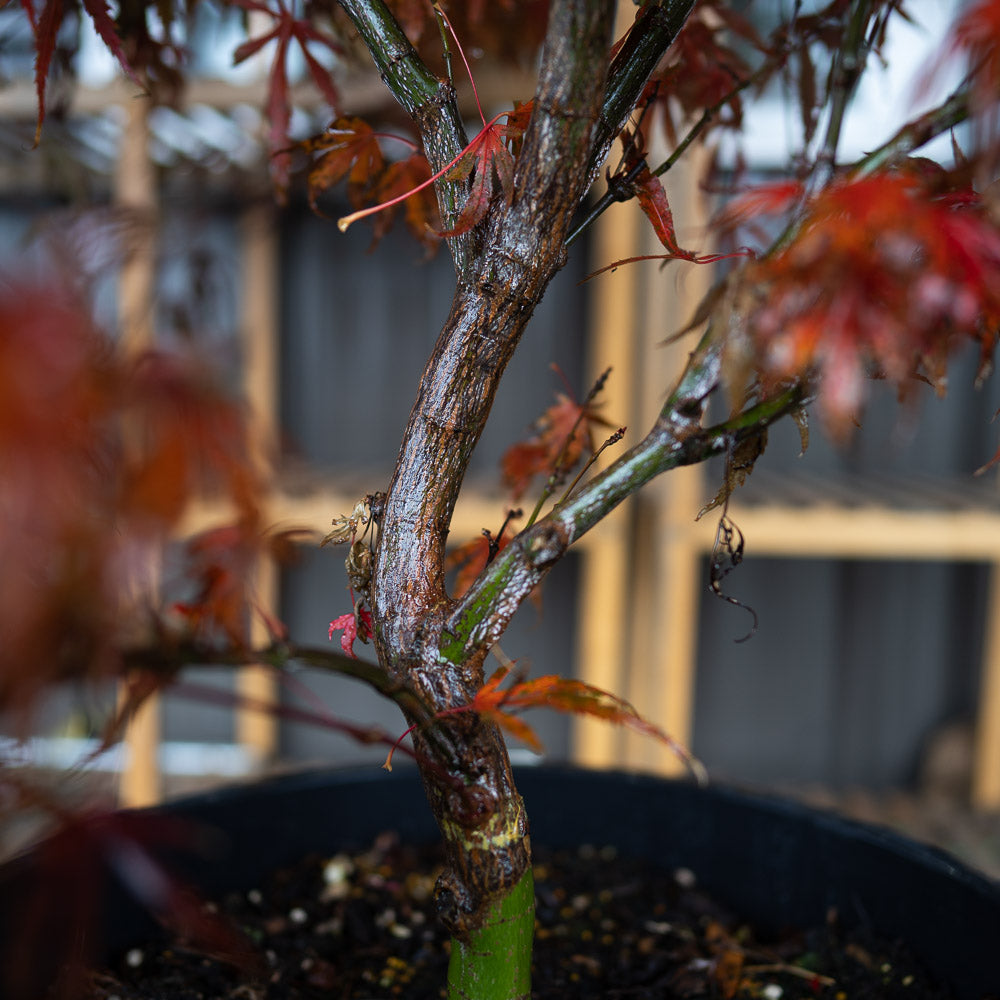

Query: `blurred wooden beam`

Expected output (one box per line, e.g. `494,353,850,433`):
116,95,162,808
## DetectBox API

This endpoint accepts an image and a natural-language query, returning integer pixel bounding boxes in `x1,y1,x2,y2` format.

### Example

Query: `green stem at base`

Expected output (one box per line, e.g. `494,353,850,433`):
447,866,535,1000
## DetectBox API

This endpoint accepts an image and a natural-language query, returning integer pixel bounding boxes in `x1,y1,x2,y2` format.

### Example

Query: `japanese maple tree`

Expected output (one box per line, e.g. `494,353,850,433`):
4,1,1000,998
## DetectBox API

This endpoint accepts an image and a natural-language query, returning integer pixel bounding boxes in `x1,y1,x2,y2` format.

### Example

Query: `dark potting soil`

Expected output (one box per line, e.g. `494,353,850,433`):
86,832,956,1000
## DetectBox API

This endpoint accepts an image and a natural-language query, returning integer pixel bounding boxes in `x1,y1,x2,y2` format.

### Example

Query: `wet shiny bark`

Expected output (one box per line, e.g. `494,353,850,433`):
333,0,699,939
369,0,619,938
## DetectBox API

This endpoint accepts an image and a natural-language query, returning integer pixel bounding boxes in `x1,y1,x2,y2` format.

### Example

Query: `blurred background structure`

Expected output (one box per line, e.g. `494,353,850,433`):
1,0,1000,872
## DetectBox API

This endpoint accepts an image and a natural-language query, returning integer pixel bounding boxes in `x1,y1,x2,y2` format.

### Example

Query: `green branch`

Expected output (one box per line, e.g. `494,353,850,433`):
812,0,874,189
853,86,970,176
335,0,474,272
441,375,805,664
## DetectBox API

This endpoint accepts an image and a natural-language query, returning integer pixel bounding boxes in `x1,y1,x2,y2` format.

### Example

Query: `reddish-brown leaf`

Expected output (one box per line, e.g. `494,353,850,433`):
0,281,123,716
632,165,697,259
298,117,387,213
370,153,442,248
120,350,262,529
936,0,1000,127
649,5,752,142
171,520,286,647
0,267,279,719
500,441,551,500
382,0,548,62
501,388,611,500
612,129,734,266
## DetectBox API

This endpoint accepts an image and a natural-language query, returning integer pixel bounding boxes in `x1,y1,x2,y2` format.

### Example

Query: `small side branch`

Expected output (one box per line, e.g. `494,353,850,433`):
441,381,805,664
854,87,970,176
592,0,698,171
120,639,460,767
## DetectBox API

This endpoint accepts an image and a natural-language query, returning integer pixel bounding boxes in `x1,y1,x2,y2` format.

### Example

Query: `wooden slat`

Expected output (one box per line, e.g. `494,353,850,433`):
116,96,162,808
624,144,716,775
672,472,1000,806
237,556,280,763
235,204,281,765
118,690,161,809
737,468,1000,512
717,502,1000,561
570,189,641,768
177,480,549,550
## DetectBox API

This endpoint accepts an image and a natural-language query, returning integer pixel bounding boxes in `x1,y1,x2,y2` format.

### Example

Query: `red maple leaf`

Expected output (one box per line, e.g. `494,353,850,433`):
329,607,374,658
338,12,529,238
230,0,343,197
631,162,694,258
338,109,525,237
714,180,805,238
24,0,145,144
435,116,522,236
740,169,1000,434
610,128,747,268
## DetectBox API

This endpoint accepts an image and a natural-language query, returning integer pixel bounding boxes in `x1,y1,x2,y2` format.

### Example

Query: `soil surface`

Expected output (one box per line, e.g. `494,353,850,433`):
86,832,958,1000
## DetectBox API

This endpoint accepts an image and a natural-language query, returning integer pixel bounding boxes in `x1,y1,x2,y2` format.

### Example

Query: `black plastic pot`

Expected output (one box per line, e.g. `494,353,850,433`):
2,765,999,998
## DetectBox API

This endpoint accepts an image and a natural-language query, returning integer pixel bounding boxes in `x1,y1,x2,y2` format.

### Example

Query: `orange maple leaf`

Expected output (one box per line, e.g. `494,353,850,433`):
449,664,704,778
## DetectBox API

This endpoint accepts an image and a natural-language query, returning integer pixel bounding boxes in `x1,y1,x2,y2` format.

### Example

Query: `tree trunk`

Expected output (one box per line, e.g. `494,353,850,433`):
341,1,697,995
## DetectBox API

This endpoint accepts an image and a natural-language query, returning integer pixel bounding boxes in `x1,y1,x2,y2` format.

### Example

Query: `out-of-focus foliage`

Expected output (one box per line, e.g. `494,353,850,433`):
0,271,273,716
